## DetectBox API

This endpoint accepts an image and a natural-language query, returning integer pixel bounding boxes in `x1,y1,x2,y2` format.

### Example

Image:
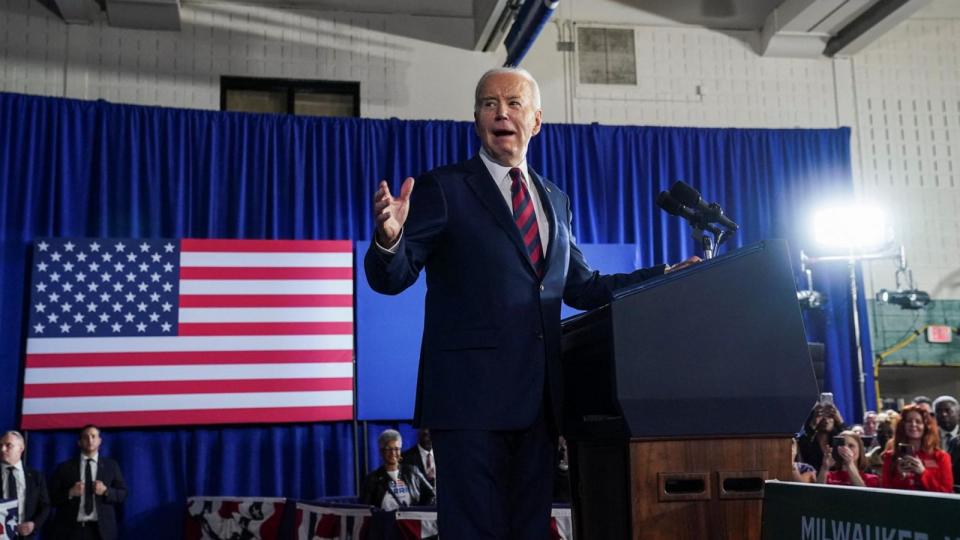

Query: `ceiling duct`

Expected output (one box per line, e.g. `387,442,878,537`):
503,0,559,66
105,0,180,30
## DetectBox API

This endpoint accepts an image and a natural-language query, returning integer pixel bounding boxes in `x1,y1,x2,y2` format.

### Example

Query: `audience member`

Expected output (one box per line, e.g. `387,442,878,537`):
797,404,845,471
553,436,571,502
791,438,816,483
0,431,49,538
948,432,960,493
932,395,958,450
816,430,880,487
401,428,436,488
912,396,933,414
360,430,434,510
880,404,953,492
862,411,879,438
49,425,128,540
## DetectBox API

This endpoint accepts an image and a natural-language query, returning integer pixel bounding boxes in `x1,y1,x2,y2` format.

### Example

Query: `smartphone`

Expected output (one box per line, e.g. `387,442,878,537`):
897,443,914,458
830,435,845,463
819,392,834,407
861,435,876,449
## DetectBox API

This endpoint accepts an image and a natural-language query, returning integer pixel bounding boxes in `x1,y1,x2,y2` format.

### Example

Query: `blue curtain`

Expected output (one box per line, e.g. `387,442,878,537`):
0,92,870,538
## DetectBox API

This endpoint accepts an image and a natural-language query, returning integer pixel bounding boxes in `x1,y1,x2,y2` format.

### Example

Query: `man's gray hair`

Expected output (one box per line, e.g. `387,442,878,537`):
474,67,542,112
2,431,25,446
378,429,402,450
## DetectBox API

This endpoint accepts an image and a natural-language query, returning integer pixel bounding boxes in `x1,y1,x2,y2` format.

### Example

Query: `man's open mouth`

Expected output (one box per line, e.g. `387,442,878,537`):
493,129,515,137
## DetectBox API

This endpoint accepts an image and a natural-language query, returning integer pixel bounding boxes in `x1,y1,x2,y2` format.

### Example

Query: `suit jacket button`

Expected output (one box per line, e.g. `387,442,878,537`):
536,333,543,340
539,284,545,292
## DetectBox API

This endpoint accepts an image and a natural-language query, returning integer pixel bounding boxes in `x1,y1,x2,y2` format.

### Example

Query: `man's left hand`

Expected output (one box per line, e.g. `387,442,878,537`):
17,521,35,536
665,256,702,274
94,480,108,495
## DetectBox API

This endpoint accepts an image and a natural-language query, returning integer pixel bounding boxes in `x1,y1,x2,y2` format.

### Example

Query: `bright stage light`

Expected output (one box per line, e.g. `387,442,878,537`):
812,205,892,252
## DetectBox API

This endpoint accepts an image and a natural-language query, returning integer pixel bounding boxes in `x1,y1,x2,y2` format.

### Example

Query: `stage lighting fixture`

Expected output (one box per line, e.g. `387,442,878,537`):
812,205,892,252
875,288,930,310
796,289,823,310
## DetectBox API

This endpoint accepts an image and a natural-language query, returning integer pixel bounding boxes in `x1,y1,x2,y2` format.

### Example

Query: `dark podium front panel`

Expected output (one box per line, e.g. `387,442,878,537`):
561,239,818,440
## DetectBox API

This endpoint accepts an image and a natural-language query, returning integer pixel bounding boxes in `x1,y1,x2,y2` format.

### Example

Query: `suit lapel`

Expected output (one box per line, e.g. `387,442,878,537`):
463,156,534,271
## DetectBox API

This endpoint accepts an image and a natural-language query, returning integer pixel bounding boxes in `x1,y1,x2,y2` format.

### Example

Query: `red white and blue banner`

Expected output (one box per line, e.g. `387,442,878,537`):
296,502,369,540
184,496,286,540
0,498,17,540
22,238,354,429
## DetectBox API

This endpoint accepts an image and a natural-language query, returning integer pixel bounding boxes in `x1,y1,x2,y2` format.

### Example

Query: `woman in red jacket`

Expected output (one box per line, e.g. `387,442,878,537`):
881,404,953,492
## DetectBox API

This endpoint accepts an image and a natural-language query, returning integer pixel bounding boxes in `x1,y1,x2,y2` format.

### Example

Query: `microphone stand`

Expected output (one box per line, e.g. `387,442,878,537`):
690,218,731,260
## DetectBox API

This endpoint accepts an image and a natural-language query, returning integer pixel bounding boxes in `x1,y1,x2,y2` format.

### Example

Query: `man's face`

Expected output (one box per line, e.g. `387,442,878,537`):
0,435,24,465
935,402,959,431
474,72,542,167
78,427,102,455
863,413,878,435
418,428,432,451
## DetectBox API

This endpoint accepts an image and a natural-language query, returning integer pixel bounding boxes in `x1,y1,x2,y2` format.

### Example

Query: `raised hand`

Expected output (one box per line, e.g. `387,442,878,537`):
373,177,415,248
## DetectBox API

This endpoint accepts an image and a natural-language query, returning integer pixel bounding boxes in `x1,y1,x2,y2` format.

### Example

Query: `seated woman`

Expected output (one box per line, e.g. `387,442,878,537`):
360,429,435,510
880,404,954,492
816,430,880,487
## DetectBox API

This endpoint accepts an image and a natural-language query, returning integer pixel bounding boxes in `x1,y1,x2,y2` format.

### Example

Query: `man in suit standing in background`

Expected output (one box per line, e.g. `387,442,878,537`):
365,66,697,539
0,431,49,538
401,428,436,489
50,425,128,540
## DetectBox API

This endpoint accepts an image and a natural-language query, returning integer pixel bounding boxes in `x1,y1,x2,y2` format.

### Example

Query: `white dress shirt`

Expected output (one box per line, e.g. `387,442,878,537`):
478,148,550,253
77,453,99,522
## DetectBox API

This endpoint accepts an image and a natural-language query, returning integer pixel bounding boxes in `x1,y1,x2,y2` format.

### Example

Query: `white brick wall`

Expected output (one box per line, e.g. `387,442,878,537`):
1,0,959,300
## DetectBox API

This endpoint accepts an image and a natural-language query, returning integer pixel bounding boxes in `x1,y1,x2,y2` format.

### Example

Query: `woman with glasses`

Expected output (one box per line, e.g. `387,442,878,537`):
359,429,436,509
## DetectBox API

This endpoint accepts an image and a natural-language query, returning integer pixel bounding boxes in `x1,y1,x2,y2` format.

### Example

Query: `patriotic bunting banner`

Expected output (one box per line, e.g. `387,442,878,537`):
184,496,286,540
21,238,354,429
296,502,369,540
0,498,17,540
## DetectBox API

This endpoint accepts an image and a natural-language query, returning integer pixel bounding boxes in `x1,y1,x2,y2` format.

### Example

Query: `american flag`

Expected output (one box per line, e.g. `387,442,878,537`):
21,238,354,429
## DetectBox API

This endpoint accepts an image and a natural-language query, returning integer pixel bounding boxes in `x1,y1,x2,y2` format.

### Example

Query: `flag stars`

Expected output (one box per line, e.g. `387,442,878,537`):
124,313,135,323
73,292,85,302
72,313,84,323
47,313,59,323
139,242,151,253
112,283,123,292
102,253,113,262
124,292,135,303
63,262,74,272
136,322,147,333
163,263,173,272
101,272,112,282
151,253,162,263
86,302,97,312
59,322,71,333
115,242,126,252
98,313,110,323
149,292,160,302
33,323,45,334
63,283,74,293
48,292,60,303
36,282,47,293
87,283,99,293
111,322,122,333
137,282,148,292
150,273,160,283
111,302,122,313
89,262,100,272
85,323,96,333
161,322,172,332
64,241,75,252
149,312,160,322
75,272,87,282
126,253,137,263
61,302,72,313
90,242,100,252
162,282,173,292
136,302,147,313
114,262,125,272
34,303,46,313
76,252,87,262
37,241,49,251
37,262,48,272
99,292,110,302
163,243,174,253
126,272,136,282
161,302,172,312
138,262,149,273
50,252,62,262
50,272,61,282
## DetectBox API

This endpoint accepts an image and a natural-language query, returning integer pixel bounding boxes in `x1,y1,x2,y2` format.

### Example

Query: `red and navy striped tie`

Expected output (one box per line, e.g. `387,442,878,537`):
509,168,545,278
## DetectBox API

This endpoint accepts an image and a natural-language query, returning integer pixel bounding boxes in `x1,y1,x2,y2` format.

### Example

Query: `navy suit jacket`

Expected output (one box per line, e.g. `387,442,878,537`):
19,467,50,539
365,156,665,431
49,456,127,540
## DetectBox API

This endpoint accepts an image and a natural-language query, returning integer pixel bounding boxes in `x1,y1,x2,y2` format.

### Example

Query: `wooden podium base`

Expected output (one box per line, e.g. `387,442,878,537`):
569,437,793,540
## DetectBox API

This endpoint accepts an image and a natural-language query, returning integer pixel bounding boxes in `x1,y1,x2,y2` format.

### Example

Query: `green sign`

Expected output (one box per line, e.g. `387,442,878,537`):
762,481,960,540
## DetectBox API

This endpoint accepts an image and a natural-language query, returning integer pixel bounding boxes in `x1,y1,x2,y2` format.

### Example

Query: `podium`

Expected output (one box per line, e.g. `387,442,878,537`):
560,240,817,539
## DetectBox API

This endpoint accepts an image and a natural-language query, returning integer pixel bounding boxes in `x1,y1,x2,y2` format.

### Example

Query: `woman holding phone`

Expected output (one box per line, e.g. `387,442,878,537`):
817,430,880,487
880,404,954,492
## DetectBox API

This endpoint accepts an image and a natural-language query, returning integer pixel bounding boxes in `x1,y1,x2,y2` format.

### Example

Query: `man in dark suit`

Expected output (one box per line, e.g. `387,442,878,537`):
401,428,436,488
365,67,697,539
49,425,128,540
0,430,49,538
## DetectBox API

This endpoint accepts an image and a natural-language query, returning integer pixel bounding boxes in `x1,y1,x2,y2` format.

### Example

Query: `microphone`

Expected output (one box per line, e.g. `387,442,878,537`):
656,191,722,236
668,181,739,231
